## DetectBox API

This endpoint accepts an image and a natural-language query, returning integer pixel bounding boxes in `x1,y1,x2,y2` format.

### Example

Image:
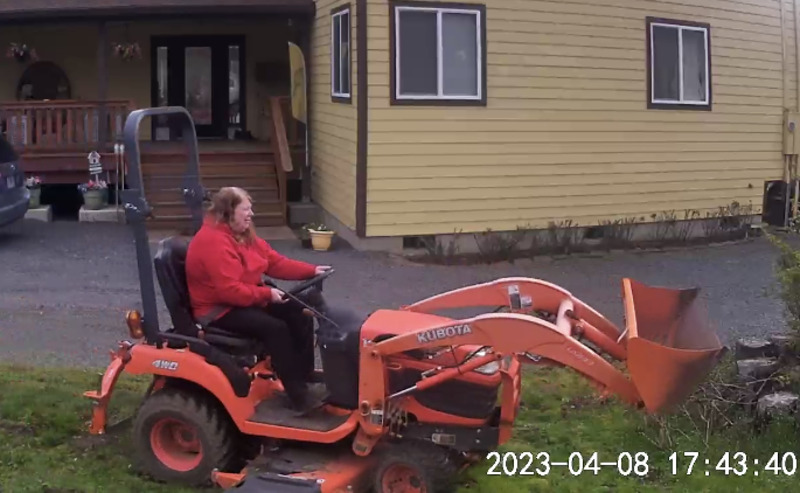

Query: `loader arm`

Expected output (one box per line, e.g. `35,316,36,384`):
401,277,624,343
356,310,643,439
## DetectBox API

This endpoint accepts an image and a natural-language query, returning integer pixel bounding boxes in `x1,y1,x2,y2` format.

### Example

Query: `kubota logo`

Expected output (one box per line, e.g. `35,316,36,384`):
152,359,179,371
417,324,472,344
566,346,593,366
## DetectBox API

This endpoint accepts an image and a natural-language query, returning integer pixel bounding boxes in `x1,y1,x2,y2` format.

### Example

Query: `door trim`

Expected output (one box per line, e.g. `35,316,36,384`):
149,34,247,140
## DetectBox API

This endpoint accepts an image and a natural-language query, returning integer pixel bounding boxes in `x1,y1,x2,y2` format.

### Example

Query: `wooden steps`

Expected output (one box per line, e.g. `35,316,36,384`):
140,144,285,231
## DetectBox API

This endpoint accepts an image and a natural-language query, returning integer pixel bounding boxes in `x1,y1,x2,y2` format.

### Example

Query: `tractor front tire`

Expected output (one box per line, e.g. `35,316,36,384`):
132,387,239,486
373,441,460,493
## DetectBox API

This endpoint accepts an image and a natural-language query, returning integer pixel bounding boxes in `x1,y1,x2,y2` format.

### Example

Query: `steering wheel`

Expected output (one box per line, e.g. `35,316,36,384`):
284,268,335,299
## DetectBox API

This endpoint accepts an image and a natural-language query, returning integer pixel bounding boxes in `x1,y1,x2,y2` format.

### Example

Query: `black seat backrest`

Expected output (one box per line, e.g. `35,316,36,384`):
153,236,199,337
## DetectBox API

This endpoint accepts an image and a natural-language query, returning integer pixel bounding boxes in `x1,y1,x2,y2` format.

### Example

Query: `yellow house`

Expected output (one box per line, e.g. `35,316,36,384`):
1,0,796,250
309,0,799,251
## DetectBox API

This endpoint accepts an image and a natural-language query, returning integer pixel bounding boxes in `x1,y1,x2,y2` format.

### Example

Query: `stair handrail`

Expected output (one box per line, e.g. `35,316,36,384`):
268,96,291,221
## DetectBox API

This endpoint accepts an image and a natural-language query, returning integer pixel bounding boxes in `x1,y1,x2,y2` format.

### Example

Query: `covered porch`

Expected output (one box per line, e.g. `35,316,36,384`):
0,1,312,225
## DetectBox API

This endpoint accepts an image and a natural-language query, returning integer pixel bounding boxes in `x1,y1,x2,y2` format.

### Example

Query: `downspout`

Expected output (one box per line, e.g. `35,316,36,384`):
794,0,800,220
780,0,791,226
781,0,787,110
795,0,799,111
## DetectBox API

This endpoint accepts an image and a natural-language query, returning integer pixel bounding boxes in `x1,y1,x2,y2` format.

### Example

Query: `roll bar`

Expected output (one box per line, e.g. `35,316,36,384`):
121,106,206,342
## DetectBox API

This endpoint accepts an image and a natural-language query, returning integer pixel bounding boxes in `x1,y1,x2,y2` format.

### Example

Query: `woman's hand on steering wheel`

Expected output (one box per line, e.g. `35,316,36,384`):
270,288,288,304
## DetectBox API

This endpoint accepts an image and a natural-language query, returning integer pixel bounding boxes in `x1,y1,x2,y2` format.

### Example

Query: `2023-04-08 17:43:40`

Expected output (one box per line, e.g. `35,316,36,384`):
670,451,798,476
484,451,652,477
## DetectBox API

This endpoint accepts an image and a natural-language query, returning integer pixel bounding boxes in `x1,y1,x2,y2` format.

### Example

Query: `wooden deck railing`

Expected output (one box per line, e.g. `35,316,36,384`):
0,100,135,151
268,96,293,222
274,96,305,148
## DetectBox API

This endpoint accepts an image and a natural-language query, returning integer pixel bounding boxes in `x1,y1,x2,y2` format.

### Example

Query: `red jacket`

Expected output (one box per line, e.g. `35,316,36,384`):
185,216,317,322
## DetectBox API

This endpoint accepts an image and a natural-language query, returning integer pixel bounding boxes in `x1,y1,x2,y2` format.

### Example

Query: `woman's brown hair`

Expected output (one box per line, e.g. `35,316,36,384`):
207,186,255,242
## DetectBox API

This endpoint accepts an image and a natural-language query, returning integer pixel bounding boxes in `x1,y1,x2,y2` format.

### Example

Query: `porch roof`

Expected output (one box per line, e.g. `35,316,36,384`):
0,0,315,21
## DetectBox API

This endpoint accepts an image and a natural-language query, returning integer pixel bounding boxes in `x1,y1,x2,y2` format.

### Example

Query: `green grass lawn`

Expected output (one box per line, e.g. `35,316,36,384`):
1,361,799,492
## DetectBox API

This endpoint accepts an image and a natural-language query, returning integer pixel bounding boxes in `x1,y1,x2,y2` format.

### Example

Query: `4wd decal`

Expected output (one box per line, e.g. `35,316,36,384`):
152,359,179,371
417,324,473,344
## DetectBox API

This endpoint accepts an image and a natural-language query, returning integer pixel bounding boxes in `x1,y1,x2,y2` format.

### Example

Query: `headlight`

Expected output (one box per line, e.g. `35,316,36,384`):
470,348,500,375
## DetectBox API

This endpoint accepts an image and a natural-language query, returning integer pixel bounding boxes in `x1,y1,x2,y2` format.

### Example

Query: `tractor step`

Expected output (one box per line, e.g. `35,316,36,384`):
247,384,349,432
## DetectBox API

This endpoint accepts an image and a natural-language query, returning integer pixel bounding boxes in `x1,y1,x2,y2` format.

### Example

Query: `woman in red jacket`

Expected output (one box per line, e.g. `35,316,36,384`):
185,186,331,415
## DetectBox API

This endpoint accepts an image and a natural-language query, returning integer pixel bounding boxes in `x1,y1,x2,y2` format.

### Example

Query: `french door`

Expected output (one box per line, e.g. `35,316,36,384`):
150,35,245,140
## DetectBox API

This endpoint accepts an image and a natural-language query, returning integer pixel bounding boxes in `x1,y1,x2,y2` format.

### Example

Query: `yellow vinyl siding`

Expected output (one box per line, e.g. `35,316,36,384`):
365,0,792,237
311,0,359,230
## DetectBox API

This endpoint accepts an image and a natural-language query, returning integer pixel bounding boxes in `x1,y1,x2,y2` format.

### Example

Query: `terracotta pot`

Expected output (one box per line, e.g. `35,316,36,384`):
309,230,334,251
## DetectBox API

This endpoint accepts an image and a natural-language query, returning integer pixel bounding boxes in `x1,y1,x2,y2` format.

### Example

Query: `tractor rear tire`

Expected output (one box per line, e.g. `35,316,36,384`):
373,440,460,493
132,387,239,486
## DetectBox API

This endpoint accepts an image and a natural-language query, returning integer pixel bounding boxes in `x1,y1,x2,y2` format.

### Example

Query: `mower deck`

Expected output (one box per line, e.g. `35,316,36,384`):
248,384,350,432
216,440,376,492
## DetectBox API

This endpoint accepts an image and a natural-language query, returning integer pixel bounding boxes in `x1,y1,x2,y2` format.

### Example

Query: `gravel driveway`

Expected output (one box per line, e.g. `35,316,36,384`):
0,219,788,368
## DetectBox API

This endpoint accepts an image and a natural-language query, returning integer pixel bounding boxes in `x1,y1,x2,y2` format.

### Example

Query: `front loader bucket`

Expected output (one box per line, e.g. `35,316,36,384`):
622,278,727,413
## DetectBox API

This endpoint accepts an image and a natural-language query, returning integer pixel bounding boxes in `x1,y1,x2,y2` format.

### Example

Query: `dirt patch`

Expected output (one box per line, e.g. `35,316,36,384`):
71,417,132,452
0,420,35,436
560,395,601,417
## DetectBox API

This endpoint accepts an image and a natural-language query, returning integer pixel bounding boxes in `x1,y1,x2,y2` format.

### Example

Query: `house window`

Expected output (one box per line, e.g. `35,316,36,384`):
647,17,711,109
390,1,486,105
331,5,351,101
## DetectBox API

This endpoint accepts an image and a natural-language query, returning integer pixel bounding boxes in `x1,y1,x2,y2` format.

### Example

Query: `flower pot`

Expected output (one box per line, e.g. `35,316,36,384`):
309,230,334,251
28,187,41,208
83,189,107,210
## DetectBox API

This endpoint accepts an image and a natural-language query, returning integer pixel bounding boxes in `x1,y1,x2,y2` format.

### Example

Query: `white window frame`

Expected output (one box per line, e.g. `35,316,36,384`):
393,4,483,101
648,19,710,107
331,7,351,99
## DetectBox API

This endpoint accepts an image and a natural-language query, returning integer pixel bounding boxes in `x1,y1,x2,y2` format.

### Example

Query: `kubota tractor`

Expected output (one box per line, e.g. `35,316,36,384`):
83,107,728,493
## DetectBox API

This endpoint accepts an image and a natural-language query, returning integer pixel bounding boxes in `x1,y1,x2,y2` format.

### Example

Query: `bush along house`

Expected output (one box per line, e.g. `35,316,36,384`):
0,0,797,253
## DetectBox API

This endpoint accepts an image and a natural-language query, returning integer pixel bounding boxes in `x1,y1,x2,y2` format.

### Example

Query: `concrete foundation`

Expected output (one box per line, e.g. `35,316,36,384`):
312,200,763,254
25,205,52,222
79,206,126,223
319,207,403,252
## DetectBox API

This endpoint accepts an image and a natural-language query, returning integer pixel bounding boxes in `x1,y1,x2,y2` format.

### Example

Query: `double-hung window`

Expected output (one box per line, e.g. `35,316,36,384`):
390,1,486,105
647,17,711,110
331,5,351,102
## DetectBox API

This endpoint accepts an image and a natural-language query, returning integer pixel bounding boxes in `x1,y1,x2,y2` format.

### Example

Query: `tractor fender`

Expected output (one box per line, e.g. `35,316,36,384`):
122,343,254,424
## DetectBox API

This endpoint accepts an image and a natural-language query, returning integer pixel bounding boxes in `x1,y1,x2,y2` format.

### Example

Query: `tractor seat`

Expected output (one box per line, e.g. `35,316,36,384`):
152,236,257,349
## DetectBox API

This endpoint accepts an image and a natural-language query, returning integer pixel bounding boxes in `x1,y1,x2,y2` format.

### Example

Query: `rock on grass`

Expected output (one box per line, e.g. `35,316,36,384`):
737,358,780,380
735,337,777,360
757,392,800,418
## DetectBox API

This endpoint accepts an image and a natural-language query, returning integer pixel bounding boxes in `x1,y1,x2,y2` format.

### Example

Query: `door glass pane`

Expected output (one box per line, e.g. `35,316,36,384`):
397,9,437,95
155,46,170,140
185,46,212,125
442,12,478,96
228,45,241,139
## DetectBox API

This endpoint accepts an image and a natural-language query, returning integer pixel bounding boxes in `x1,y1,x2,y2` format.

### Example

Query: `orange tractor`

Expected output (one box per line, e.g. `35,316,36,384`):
84,107,728,492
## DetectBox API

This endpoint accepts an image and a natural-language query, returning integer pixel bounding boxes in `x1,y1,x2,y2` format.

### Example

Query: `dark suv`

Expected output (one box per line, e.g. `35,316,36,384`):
0,133,29,228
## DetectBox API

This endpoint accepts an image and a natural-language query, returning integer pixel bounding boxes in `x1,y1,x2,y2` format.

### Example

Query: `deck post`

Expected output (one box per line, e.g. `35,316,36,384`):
97,20,109,148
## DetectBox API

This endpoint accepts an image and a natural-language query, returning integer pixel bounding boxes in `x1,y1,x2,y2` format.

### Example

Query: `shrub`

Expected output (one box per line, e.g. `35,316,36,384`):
768,232,800,348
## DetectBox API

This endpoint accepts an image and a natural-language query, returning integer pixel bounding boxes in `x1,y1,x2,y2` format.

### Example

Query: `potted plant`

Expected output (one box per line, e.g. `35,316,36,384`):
305,223,335,251
78,179,109,210
112,41,141,61
6,43,37,63
25,175,42,208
